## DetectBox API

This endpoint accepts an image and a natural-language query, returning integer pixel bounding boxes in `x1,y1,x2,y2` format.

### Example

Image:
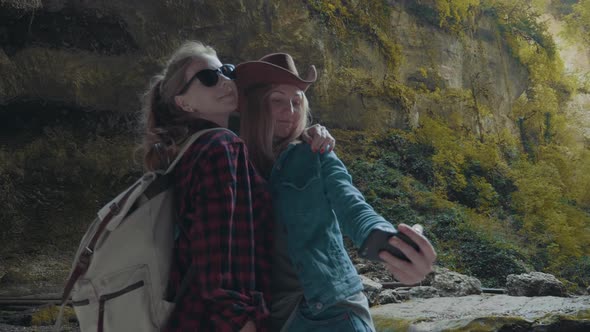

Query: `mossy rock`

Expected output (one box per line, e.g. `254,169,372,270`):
31,305,76,326
372,316,414,331
371,295,590,331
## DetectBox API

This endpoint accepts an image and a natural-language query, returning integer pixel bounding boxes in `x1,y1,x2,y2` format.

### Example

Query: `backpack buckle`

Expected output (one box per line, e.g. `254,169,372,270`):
109,202,120,215
77,247,93,270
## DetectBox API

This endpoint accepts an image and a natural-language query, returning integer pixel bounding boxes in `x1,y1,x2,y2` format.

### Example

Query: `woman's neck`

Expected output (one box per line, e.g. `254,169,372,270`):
199,113,229,128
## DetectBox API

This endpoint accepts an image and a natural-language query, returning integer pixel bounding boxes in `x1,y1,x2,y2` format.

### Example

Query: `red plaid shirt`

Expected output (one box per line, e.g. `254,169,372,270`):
165,122,273,332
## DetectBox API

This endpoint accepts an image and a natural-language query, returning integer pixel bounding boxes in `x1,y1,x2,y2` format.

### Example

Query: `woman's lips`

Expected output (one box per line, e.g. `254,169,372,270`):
219,92,235,100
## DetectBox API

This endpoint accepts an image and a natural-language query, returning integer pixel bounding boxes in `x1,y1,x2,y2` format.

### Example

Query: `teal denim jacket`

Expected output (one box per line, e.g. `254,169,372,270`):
270,142,396,315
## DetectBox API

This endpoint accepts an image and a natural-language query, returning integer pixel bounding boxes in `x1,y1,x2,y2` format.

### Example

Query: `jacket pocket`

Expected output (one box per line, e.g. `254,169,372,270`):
280,172,320,191
72,264,159,332
279,172,323,216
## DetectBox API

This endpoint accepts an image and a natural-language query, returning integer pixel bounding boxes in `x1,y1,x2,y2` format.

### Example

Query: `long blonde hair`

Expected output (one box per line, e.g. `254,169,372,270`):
140,41,217,171
240,84,311,177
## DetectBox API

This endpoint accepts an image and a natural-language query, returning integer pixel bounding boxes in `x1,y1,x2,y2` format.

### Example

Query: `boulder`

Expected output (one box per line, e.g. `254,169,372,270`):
360,274,383,306
506,272,568,297
377,289,403,305
409,286,439,299
430,267,482,297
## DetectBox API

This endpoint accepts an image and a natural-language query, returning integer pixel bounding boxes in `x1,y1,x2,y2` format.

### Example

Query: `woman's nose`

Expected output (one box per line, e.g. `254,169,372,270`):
283,100,295,114
220,76,234,90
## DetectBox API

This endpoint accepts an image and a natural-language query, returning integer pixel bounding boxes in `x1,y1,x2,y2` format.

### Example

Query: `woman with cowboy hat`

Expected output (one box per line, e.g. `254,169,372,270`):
139,41,335,332
236,53,437,331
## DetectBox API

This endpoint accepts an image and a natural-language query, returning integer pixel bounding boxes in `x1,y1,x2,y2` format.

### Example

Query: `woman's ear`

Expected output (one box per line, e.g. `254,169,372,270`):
174,95,191,112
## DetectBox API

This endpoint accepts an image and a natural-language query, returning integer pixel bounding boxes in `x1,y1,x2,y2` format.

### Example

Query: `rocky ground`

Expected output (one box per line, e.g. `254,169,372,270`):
372,295,590,331
1,241,589,331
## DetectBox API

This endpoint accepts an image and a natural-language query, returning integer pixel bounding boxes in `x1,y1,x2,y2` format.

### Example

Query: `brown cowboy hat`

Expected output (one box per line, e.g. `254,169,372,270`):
236,53,317,92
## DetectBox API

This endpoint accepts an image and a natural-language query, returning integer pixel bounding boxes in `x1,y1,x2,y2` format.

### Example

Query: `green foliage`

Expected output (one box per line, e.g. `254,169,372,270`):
0,124,140,257
323,67,416,131
548,0,578,17
376,131,436,186
334,98,589,286
304,0,402,71
433,0,481,34
511,154,590,275
336,128,529,287
560,256,590,287
479,0,580,167
410,116,514,207
482,0,557,58
564,0,590,46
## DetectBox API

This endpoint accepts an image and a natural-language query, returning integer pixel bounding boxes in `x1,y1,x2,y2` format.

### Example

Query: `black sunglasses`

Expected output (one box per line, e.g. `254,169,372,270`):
178,64,236,94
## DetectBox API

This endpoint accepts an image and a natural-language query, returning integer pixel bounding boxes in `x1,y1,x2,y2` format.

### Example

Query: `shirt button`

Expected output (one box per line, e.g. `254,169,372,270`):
315,302,323,310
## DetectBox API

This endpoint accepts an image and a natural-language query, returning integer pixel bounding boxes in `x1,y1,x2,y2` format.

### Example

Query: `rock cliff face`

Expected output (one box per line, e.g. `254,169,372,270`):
0,0,531,291
0,0,533,300
0,0,527,134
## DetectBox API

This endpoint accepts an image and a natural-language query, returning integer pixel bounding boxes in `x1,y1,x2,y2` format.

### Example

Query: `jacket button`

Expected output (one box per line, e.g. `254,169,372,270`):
315,302,323,310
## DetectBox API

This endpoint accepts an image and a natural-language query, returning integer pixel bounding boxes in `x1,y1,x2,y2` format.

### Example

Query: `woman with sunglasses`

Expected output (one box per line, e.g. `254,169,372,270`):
236,53,437,332
140,42,333,332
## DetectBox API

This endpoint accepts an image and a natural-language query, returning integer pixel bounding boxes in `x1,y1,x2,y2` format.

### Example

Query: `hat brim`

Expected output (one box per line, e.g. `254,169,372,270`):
236,61,317,92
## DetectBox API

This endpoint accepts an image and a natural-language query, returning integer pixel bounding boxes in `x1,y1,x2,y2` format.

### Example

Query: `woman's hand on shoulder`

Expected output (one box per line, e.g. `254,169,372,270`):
301,124,335,153
378,224,437,285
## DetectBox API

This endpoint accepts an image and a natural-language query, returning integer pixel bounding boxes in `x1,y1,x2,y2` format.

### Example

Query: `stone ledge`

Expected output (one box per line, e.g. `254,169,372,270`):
371,294,590,331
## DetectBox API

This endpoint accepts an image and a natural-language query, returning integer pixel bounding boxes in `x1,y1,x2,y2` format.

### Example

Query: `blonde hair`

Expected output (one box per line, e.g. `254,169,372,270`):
140,41,217,171
240,84,310,177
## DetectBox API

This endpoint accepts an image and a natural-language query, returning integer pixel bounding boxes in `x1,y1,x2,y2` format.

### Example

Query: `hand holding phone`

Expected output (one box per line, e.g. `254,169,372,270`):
358,228,421,263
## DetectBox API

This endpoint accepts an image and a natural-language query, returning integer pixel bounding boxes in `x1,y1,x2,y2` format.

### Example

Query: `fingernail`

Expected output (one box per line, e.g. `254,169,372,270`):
320,148,325,153
413,224,424,234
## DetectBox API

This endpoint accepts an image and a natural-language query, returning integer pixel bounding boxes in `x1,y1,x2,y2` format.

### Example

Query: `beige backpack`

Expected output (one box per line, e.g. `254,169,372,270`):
55,128,225,331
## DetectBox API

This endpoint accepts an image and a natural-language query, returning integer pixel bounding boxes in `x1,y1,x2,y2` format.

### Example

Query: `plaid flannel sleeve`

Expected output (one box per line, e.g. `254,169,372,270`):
182,132,270,331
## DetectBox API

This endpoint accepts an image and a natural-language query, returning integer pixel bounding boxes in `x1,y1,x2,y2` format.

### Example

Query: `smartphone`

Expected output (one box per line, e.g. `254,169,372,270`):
358,228,420,263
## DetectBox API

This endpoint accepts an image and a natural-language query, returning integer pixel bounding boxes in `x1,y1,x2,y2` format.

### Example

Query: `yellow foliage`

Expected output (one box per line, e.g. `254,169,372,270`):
471,175,498,212
511,158,590,270
412,116,508,196
434,0,480,33
568,150,590,206
304,0,402,72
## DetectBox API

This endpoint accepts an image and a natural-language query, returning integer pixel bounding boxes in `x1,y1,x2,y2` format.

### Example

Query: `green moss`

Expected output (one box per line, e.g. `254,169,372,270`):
446,316,532,331
537,309,590,325
303,0,403,73
373,313,590,332
322,67,416,130
31,305,76,326
0,47,157,112
372,316,413,332
0,116,141,275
